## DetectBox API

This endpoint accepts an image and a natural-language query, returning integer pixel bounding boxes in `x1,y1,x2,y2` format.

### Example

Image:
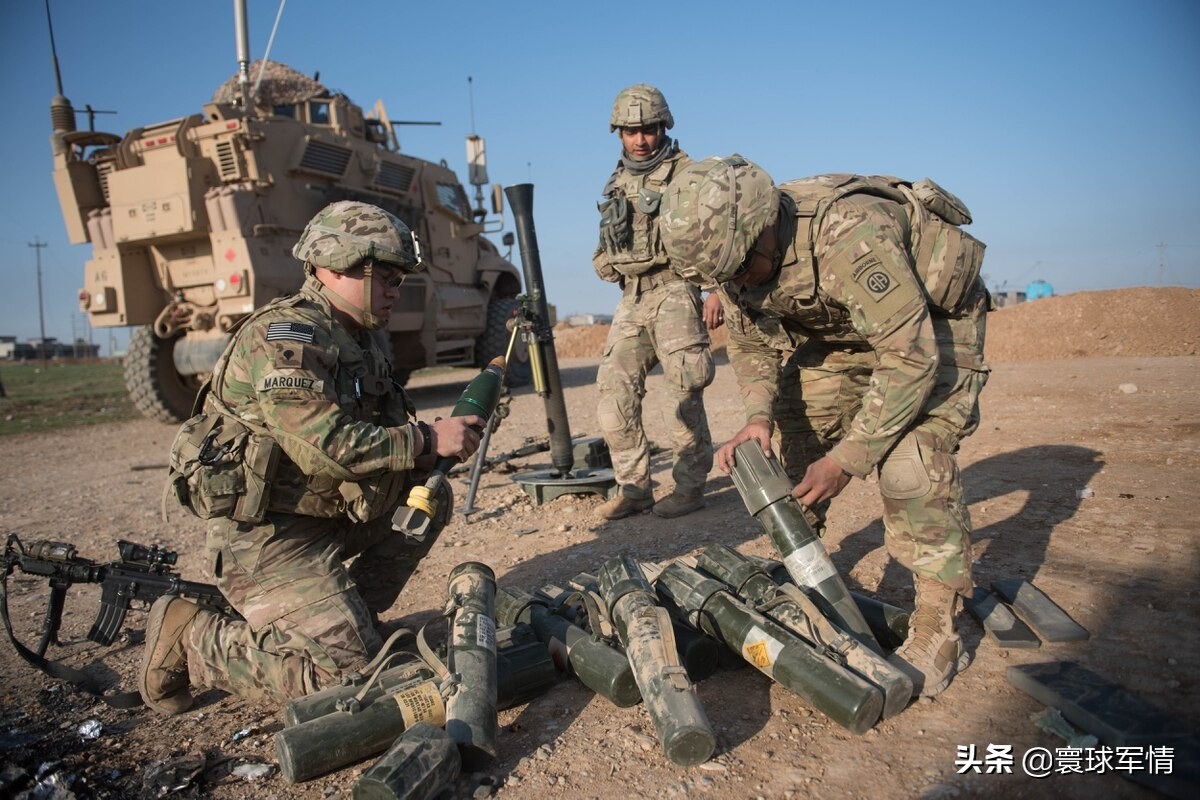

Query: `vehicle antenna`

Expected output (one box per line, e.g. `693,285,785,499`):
468,75,477,135
252,0,289,104
44,0,65,95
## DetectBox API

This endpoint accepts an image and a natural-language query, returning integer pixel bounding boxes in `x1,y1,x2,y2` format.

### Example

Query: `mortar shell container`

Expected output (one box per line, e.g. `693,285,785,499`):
656,561,883,735
598,556,716,767
275,678,447,783
352,722,461,800
283,660,434,727
697,544,913,719
744,553,911,650
444,562,498,768
730,441,880,653
496,587,640,707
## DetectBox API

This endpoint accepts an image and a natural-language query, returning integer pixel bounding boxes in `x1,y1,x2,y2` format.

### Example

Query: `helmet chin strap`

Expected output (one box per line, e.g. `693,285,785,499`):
314,263,388,330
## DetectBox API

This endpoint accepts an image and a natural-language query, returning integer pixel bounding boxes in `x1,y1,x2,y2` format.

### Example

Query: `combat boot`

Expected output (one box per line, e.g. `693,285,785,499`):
139,596,201,715
651,491,705,519
888,576,964,698
598,492,654,520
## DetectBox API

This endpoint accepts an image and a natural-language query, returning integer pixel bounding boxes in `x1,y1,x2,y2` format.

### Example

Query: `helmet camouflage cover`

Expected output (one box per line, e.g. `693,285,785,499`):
292,200,424,273
660,155,780,284
610,83,674,132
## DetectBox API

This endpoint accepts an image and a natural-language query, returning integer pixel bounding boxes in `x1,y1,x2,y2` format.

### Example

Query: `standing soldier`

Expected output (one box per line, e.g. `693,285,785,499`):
660,157,990,697
140,201,483,713
592,83,714,520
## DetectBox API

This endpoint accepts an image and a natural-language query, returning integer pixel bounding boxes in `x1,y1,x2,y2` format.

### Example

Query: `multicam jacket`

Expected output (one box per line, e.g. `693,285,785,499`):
724,182,984,479
208,275,419,520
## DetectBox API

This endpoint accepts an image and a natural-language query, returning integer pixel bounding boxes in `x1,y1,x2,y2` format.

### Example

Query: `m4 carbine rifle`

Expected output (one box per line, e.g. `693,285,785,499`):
1,533,233,707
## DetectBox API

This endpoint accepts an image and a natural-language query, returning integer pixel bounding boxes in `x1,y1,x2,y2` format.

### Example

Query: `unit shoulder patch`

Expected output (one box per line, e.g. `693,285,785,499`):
851,251,898,302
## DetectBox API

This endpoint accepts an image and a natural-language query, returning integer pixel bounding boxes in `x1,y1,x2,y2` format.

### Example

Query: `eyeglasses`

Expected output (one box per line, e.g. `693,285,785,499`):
363,260,407,289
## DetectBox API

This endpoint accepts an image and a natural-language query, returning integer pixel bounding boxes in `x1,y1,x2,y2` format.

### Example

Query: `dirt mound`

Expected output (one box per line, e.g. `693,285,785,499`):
551,287,1200,361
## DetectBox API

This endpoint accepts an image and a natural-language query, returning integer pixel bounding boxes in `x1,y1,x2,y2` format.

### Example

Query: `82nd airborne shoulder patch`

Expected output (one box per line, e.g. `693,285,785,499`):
850,248,898,302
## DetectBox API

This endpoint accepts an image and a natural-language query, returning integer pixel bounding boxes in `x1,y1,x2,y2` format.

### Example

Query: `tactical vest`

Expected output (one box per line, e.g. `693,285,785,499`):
167,283,417,525
596,150,690,277
779,174,986,317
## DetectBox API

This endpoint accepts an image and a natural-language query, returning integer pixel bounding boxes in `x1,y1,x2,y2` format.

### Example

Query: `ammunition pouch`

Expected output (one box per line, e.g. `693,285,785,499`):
337,470,410,524
636,187,662,215
168,411,281,523
597,196,632,253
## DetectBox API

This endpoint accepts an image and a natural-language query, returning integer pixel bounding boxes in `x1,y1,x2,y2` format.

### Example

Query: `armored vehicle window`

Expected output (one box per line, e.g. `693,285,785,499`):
436,182,471,221
273,104,296,118
309,101,330,125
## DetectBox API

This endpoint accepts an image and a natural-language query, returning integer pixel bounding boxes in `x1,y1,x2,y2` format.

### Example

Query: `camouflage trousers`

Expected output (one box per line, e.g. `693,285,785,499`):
597,279,714,498
775,295,989,594
186,511,435,702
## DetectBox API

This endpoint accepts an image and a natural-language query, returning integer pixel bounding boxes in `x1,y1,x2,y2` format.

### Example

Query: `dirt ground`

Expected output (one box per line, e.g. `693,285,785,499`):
1,287,1197,799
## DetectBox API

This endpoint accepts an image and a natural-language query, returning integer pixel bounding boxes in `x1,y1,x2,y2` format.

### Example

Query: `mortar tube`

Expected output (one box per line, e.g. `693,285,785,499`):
504,183,573,476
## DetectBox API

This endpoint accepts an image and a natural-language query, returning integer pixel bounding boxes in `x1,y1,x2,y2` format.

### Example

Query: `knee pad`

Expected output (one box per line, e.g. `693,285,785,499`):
880,434,933,500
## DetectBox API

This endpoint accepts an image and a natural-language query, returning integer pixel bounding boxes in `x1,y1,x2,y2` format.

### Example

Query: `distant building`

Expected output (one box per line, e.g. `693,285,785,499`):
0,336,101,360
992,291,1027,309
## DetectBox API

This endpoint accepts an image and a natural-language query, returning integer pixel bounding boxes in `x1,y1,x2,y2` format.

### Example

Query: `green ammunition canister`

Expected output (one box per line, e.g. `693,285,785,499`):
568,571,724,682
729,441,881,653
598,557,716,767
283,658,434,727
495,587,641,708
743,553,911,650
495,622,559,710
444,562,498,768
697,544,913,719
275,677,447,783
656,561,884,735
352,722,461,800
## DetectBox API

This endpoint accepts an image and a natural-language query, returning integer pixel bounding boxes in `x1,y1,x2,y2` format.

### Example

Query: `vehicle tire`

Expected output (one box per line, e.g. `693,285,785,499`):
477,298,532,387
124,326,203,423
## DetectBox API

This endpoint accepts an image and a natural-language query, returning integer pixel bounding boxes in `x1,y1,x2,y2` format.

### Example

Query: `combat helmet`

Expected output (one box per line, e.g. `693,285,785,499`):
293,200,423,274
610,83,674,132
660,155,779,284
293,200,424,329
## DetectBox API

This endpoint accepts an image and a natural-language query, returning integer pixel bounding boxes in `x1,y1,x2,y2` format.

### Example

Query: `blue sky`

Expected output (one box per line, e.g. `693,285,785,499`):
2,0,1197,353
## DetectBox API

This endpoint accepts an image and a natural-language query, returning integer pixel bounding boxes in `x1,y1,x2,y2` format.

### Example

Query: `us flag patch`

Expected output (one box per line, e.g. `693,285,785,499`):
266,322,315,343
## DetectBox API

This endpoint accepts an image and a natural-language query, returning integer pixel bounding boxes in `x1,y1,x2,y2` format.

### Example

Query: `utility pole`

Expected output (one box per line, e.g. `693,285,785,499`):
1155,242,1167,285
29,238,48,367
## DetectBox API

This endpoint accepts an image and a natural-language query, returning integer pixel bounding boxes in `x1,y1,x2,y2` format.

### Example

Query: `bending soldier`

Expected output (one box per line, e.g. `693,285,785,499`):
661,157,990,697
140,201,483,713
592,83,714,520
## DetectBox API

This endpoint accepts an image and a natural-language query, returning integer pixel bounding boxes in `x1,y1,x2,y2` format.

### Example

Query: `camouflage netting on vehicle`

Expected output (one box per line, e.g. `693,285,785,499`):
212,60,327,111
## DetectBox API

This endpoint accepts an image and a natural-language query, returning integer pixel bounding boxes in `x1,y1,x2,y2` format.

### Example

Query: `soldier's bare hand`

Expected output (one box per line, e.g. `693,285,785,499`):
791,456,851,506
430,416,485,461
702,293,725,330
715,419,774,472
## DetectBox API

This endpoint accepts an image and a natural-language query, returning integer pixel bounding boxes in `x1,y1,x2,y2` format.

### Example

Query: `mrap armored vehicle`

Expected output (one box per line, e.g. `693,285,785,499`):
49,19,524,423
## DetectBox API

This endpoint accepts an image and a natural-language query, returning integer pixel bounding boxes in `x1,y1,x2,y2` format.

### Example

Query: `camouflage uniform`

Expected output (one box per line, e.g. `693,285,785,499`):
150,201,433,707
593,86,713,506
183,277,430,700
664,161,989,594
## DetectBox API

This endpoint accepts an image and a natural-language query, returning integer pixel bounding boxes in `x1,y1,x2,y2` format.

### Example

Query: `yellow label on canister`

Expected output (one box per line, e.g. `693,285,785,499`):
392,679,446,728
741,626,785,673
